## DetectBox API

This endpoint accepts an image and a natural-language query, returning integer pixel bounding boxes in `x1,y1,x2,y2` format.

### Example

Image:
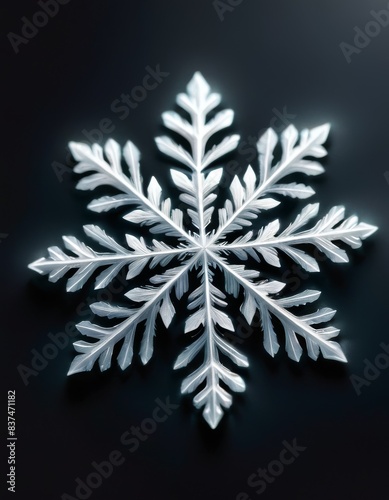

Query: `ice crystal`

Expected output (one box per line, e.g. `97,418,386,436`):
29,73,377,428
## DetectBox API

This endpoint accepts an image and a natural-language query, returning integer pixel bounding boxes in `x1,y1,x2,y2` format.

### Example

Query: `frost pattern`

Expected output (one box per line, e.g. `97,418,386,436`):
29,73,377,428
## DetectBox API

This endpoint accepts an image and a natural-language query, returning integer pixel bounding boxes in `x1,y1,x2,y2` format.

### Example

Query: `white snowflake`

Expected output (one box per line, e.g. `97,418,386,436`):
29,73,377,429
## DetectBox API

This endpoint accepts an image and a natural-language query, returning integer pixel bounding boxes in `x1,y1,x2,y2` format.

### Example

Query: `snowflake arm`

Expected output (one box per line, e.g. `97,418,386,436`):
68,256,196,375
210,251,346,362
156,72,240,242
29,225,194,292
210,124,331,242
69,139,197,245
174,252,248,429
213,203,378,272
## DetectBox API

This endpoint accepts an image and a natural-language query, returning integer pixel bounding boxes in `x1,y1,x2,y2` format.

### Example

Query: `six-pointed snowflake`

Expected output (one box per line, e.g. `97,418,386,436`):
29,73,377,428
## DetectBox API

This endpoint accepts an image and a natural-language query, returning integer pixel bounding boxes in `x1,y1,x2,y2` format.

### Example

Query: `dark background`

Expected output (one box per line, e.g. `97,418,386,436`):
1,1,389,499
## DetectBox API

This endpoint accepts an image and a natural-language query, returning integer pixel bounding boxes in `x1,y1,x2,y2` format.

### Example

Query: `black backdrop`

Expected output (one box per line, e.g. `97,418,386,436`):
2,1,389,499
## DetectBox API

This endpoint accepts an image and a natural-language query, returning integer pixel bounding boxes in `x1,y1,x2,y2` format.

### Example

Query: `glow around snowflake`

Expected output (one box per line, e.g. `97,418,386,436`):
29,73,377,428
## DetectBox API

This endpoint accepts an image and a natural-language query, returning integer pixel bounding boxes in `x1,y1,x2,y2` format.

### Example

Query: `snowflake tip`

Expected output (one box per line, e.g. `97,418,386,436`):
204,407,224,430
28,259,45,274
188,71,209,95
359,223,378,239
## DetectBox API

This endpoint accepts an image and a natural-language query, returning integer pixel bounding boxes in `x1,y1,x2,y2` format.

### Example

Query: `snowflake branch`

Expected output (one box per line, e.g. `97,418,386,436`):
156,72,240,241
212,203,378,272
68,256,197,375
210,251,347,363
175,251,248,428
29,224,196,292
69,139,197,245
210,124,331,243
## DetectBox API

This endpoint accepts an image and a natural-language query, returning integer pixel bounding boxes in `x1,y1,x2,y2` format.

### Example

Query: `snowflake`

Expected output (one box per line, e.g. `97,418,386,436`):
29,73,377,429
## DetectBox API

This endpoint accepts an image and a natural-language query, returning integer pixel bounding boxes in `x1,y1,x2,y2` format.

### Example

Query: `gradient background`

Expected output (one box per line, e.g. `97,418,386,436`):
1,1,389,499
